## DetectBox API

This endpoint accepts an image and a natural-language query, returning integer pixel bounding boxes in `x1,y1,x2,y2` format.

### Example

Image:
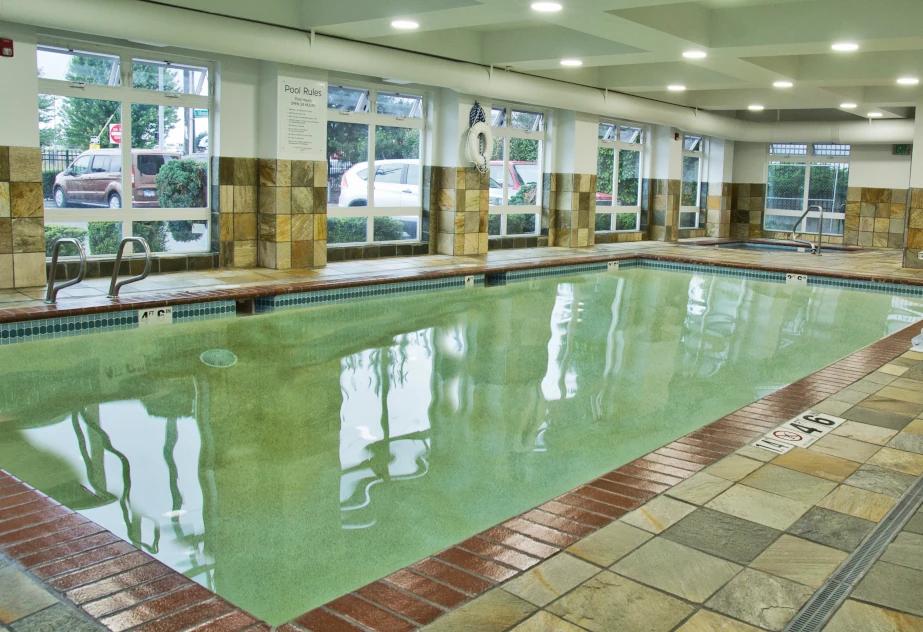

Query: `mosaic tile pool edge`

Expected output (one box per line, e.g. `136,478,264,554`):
0,300,237,346
254,275,486,313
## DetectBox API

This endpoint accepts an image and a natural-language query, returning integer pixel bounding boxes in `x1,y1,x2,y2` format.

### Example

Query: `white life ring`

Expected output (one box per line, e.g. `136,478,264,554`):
466,121,493,172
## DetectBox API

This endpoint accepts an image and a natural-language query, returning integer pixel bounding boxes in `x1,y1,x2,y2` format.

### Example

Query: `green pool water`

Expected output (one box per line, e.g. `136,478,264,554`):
0,267,920,624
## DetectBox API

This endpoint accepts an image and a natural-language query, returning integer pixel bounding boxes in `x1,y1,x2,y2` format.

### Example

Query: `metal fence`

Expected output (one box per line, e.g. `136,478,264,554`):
327,158,354,204
42,149,83,175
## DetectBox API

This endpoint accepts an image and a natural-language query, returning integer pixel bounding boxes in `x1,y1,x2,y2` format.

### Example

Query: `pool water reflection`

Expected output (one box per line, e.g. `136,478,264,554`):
0,268,920,623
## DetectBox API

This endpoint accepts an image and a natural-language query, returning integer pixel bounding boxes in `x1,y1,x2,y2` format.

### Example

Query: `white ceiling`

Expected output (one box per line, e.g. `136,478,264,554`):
157,0,923,120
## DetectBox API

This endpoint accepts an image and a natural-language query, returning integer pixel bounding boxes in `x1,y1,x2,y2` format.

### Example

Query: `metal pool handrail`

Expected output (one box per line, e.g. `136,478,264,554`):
45,238,87,304
108,237,152,298
790,204,825,255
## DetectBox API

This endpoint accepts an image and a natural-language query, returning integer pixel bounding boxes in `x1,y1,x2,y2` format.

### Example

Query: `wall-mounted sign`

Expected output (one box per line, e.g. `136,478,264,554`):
278,77,327,161
193,108,209,118
894,144,913,156
109,123,122,145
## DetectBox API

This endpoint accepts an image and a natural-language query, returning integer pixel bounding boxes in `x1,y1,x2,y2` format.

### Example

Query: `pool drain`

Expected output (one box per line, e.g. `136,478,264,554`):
200,349,238,368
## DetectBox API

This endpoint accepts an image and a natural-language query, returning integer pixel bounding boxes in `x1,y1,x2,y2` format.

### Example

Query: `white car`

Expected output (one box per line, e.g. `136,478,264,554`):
338,159,420,207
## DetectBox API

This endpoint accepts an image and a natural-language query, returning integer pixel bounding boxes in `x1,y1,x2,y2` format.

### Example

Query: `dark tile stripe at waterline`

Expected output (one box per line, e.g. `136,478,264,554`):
0,297,918,630
0,301,237,345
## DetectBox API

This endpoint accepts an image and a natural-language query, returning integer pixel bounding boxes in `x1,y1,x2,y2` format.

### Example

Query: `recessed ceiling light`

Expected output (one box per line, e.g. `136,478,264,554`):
531,2,563,11
897,77,920,85
560,59,583,67
840,102,858,109
773,81,793,88
667,84,686,92
391,19,419,29
831,42,859,52
868,112,884,117
748,104,765,111
682,51,707,59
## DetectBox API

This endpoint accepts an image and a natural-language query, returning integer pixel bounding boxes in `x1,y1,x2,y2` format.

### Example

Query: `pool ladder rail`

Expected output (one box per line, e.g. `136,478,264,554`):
790,204,825,256
108,237,153,298
44,237,152,304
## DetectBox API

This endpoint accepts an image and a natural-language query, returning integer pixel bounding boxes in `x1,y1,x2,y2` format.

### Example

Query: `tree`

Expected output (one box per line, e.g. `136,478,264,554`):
61,57,179,149
38,70,57,147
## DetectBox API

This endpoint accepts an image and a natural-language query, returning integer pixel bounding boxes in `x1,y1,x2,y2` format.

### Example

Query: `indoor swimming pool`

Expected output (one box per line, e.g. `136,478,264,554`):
0,265,921,624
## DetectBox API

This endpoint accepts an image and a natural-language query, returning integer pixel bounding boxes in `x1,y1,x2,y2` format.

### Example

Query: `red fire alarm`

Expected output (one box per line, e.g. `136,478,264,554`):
0,39,12,58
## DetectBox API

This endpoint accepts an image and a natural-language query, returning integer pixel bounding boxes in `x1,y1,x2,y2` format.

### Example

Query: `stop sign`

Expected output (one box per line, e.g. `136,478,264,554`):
109,123,122,145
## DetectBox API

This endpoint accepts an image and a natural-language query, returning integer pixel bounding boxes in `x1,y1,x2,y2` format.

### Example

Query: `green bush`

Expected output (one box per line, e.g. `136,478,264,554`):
155,159,207,209
327,216,408,244
42,170,59,200
88,222,167,255
45,225,88,257
509,183,537,206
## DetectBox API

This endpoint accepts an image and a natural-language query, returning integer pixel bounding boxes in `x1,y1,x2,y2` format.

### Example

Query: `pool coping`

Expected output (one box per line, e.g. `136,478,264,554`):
2,246,921,327
0,266,919,631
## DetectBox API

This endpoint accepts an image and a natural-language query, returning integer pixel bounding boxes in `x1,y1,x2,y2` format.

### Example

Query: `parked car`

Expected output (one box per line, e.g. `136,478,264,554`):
338,159,420,207
52,148,181,209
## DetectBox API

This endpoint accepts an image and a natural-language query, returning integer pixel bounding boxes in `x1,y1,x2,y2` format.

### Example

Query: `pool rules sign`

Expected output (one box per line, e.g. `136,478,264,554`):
278,77,327,161
753,411,846,454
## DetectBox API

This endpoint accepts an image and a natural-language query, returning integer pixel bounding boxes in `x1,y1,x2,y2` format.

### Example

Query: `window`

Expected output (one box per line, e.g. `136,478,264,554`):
38,43,213,257
488,105,544,236
596,121,644,232
681,135,704,228
326,84,424,245
764,144,850,236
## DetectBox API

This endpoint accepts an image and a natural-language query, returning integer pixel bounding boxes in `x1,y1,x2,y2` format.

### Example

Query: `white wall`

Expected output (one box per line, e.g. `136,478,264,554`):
849,145,910,189
707,138,734,184
214,55,260,158
0,22,39,147
650,126,681,180
733,142,768,183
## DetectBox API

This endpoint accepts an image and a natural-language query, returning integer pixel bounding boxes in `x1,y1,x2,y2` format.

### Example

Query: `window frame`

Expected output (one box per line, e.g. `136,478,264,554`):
764,143,850,236
327,80,425,245
597,120,644,233
680,134,704,229
487,101,545,237
37,37,214,257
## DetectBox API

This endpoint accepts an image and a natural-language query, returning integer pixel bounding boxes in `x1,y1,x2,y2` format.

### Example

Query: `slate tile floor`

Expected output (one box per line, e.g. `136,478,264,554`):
416,355,923,632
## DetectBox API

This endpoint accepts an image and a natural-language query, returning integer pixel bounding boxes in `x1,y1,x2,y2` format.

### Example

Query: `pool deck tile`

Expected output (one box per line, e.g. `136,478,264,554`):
879,532,923,572
417,588,535,632
889,432,923,454
740,464,838,504
749,534,847,589
770,449,861,482
665,472,735,505
620,496,697,534
509,611,585,632
852,561,923,618
816,484,897,522
704,568,814,632
675,609,763,632
823,599,923,632
611,537,741,603
546,571,695,632
565,521,652,567
501,554,599,607
831,421,899,446
705,484,812,531
844,463,919,497
661,507,782,565
866,446,923,475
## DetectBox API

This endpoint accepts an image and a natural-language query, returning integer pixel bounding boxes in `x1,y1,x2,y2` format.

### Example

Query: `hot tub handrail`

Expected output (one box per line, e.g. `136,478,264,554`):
45,238,87,304
108,237,152,298
790,204,825,255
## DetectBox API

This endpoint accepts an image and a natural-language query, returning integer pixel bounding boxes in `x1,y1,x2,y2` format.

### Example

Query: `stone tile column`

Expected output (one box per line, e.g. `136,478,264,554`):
257,159,327,269
435,167,489,256
705,182,732,238
549,173,596,247
904,189,923,267
730,183,766,239
847,187,906,248
215,157,258,268
0,146,45,288
648,179,681,242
